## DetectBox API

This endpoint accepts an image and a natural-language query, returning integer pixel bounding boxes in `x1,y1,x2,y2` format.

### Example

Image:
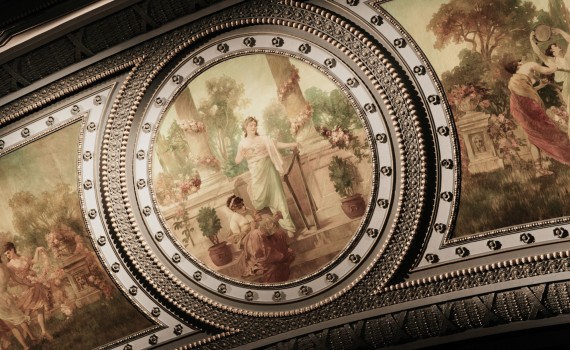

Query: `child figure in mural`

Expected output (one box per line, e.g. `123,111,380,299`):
226,195,257,246
235,116,299,238
238,212,295,283
3,242,53,341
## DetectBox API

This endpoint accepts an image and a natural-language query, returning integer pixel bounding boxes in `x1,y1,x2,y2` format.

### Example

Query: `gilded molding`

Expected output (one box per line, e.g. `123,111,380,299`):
100,2,429,347
0,57,141,127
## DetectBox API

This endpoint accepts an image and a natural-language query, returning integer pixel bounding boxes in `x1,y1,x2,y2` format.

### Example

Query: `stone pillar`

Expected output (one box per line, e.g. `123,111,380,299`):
456,111,504,174
265,55,323,146
174,87,224,187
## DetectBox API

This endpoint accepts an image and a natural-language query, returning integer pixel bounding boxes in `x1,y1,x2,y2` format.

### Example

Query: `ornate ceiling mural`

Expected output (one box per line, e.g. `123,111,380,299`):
1,0,570,349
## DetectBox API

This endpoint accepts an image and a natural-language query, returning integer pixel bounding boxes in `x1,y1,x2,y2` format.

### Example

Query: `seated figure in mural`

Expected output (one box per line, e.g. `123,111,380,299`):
3,242,53,341
504,59,570,176
239,212,295,283
226,195,258,246
235,116,299,238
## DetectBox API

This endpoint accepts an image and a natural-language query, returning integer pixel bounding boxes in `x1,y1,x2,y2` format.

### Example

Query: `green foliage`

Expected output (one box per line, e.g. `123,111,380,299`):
262,101,295,143
222,145,249,178
441,50,489,89
537,81,564,109
305,87,360,130
548,0,570,34
425,0,570,238
8,183,84,249
428,0,536,60
172,207,195,247
155,121,195,177
328,156,361,198
306,87,369,162
197,75,249,165
196,206,222,245
454,161,570,237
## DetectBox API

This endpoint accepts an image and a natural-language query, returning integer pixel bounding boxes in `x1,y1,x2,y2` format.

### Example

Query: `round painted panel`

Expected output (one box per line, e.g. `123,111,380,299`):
151,53,374,285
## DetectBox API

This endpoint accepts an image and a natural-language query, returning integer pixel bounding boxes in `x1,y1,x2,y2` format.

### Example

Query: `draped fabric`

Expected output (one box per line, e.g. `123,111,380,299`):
508,73,570,165
239,227,294,283
6,256,50,315
0,267,28,328
245,136,295,232
0,291,28,327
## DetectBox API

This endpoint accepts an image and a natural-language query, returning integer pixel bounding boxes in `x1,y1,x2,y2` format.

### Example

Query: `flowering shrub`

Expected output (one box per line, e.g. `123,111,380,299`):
277,67,300,102
180,120,206,133
156,172,201,206
546,105,569,132
196,155,220,170
447,84,490,113
317,125,368,161
318,126,351,148
487,113,526,165
290,103,313,135
46,224,79,258
180,174,202,197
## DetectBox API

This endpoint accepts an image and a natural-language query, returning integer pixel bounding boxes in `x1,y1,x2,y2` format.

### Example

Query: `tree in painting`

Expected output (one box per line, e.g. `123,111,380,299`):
428,0,537,61
9,183,84,249
0,122,152,349
197,75,250,177
426,0,570,236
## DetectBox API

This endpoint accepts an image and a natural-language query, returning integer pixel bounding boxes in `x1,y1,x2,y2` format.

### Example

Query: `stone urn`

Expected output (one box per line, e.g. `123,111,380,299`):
208,241,233,266
340,194,366,219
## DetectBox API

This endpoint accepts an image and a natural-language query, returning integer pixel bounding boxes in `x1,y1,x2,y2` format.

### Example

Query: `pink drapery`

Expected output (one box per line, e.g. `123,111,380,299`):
509,73,570,165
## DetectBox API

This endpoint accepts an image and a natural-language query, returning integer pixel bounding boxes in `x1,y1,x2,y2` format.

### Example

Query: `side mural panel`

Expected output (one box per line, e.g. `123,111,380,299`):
152,53,373,284
0,122,152,349
384,0,570,237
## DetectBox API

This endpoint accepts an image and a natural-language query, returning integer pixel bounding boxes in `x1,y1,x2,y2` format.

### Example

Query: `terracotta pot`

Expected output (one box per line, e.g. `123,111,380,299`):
208,241,232,266
341,194,366,219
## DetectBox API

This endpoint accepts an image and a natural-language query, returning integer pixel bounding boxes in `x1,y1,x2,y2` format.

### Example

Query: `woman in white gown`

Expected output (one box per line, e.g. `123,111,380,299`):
235,117,298,237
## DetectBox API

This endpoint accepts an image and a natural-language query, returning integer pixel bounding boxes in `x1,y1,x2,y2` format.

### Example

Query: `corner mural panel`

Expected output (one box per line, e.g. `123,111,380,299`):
384,0,570,237
0,122,152,349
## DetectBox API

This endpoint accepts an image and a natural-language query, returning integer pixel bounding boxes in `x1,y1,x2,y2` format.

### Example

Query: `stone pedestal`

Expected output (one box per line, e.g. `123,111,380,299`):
456,111,504,174
60,254,102,307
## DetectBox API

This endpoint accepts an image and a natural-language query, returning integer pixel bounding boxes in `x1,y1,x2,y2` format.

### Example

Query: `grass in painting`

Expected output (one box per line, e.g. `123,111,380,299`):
8,295,153,350
454,161,570,237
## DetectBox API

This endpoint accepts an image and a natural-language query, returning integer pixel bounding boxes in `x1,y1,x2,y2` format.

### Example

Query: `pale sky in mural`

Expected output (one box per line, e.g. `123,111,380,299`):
381,0,553,75
159,54,339,137
0,123,80,235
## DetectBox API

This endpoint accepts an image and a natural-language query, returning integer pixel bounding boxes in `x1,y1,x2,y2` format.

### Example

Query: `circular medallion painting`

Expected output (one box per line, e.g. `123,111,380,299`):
151,52,375,285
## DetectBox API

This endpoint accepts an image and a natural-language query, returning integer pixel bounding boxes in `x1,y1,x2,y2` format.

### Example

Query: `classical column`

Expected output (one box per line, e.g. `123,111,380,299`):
265,54,322,145
174,87,224,187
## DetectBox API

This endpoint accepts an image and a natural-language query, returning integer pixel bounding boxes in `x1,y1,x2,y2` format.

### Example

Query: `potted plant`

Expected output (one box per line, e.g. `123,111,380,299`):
328,156,365,219
172,206,195,248
196,206,232,266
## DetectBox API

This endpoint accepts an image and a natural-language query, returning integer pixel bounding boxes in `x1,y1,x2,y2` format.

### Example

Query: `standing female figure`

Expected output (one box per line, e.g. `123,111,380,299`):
505,59,570,175
235,117,298,236
4,242,53,341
